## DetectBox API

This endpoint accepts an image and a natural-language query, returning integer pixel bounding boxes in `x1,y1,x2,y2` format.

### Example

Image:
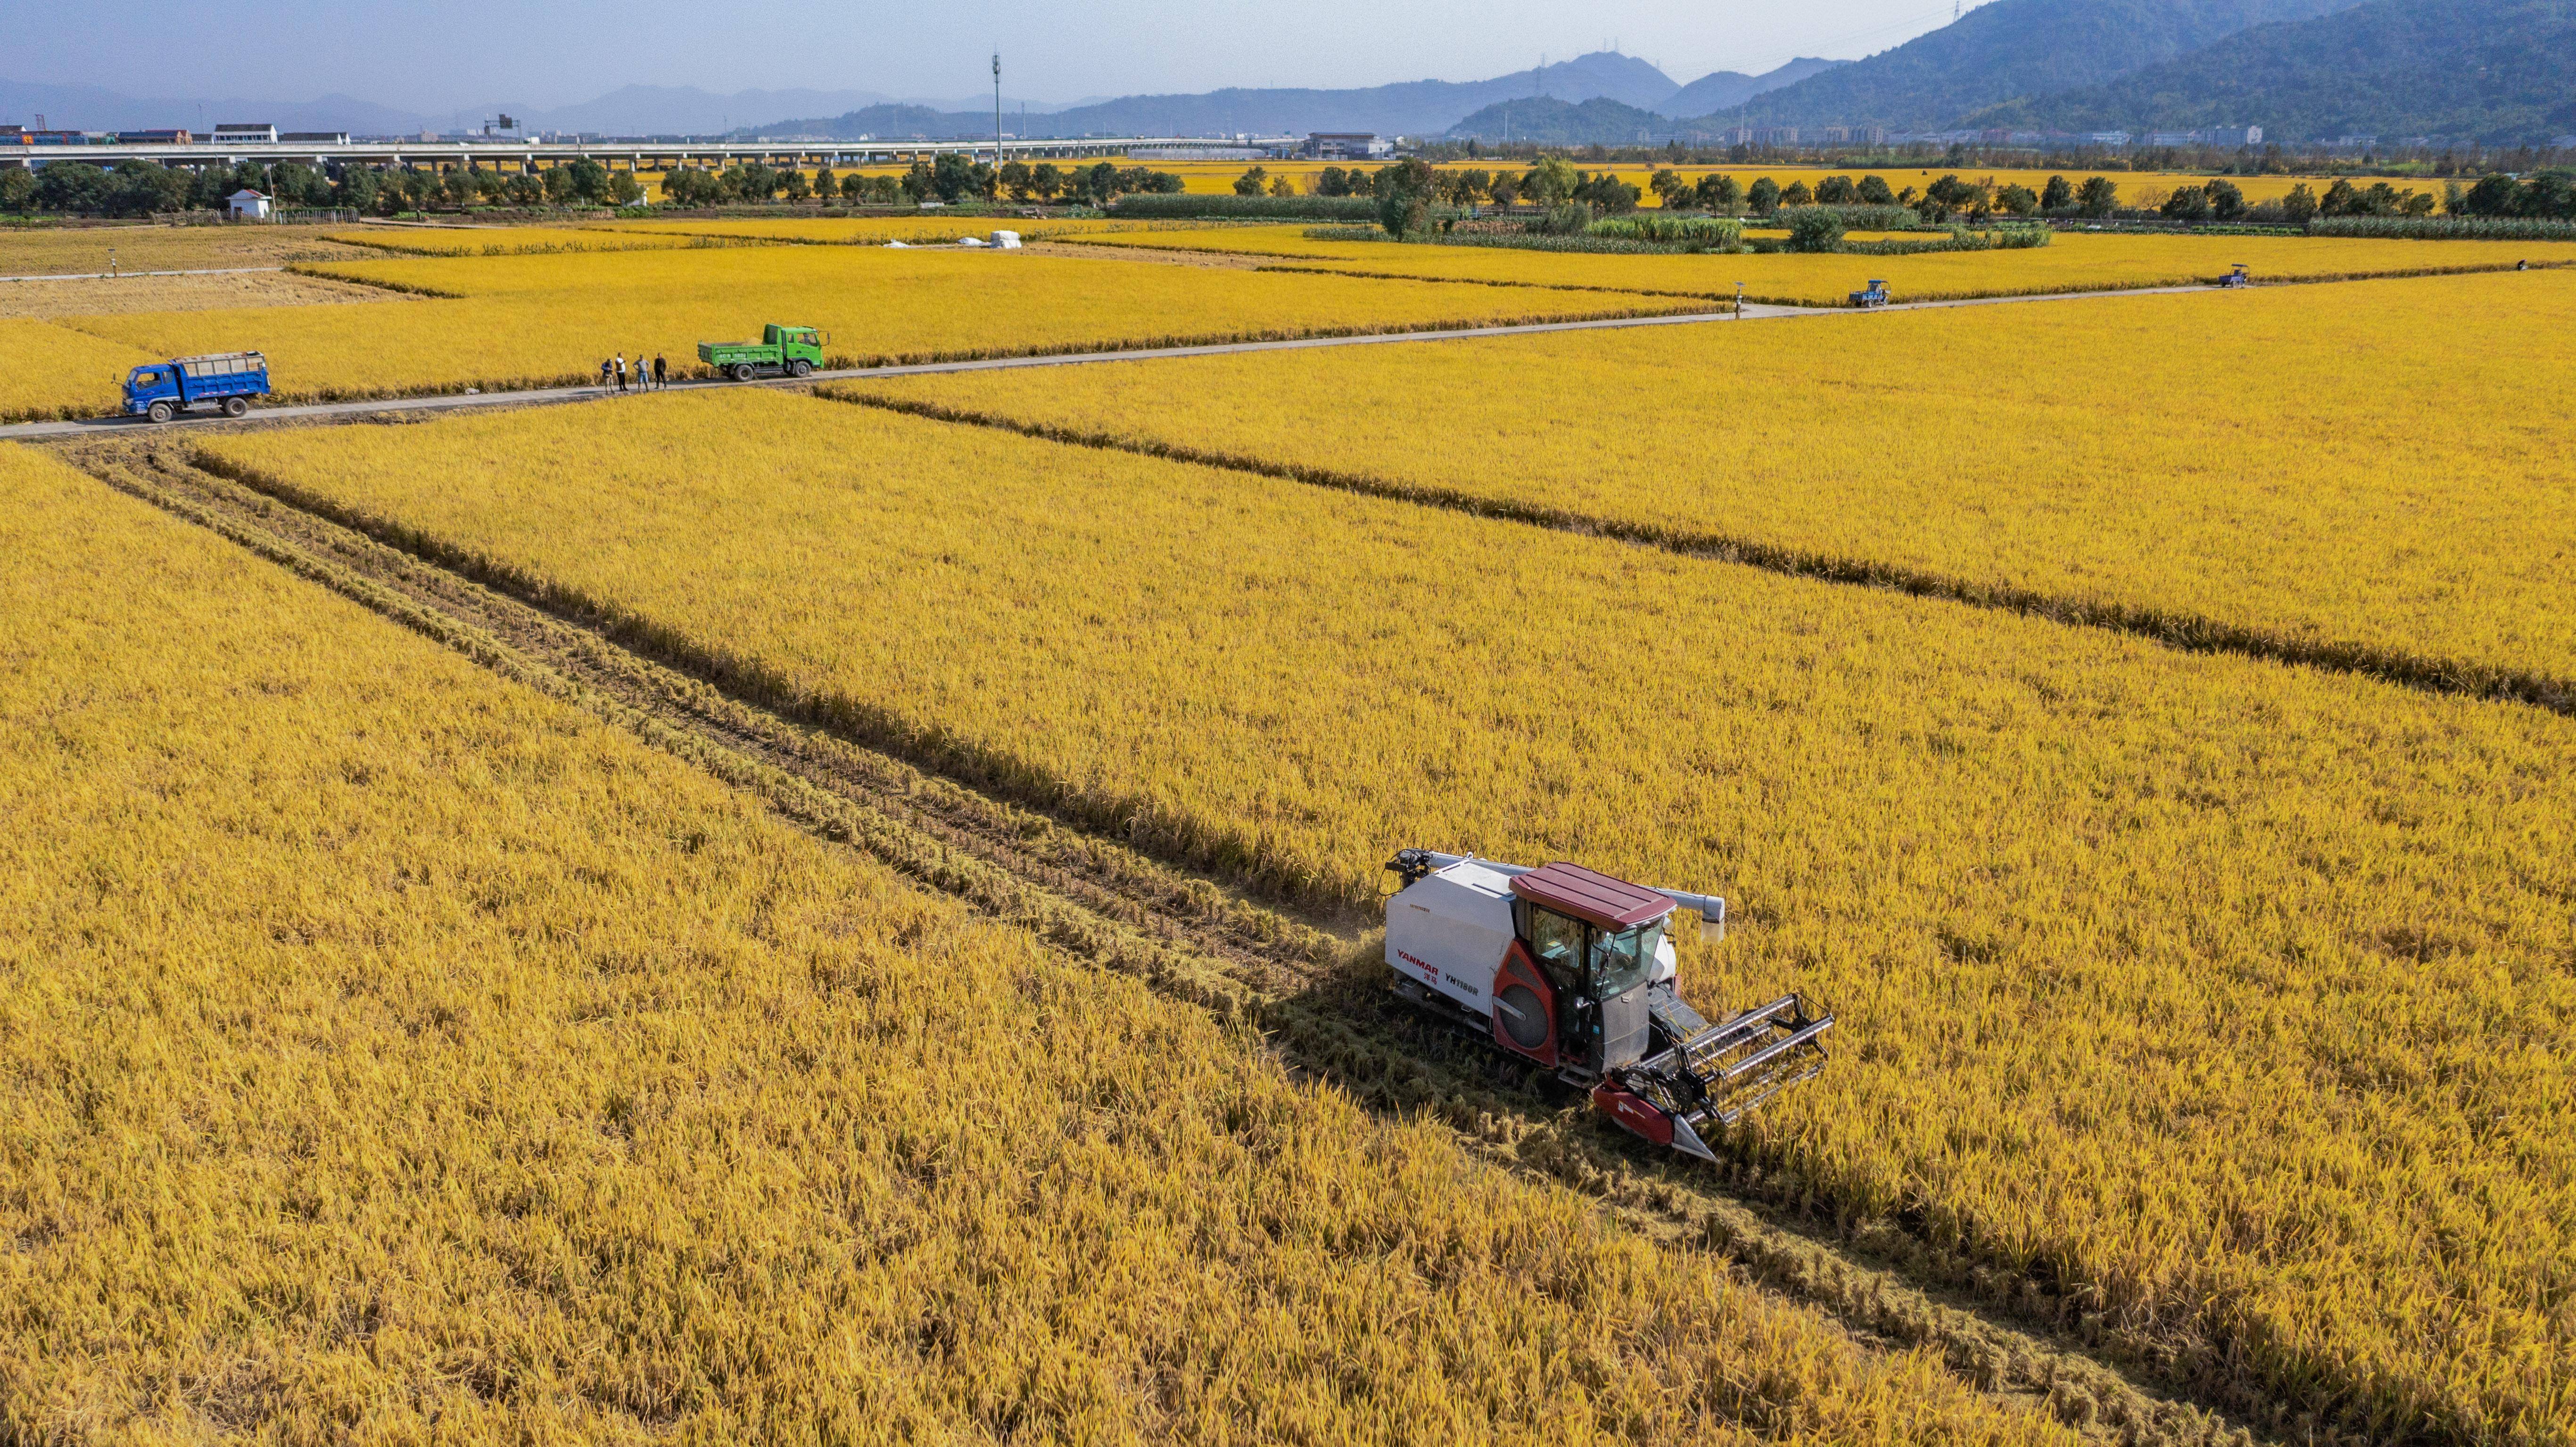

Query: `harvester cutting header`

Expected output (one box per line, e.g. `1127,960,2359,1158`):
1384,848,1832,1162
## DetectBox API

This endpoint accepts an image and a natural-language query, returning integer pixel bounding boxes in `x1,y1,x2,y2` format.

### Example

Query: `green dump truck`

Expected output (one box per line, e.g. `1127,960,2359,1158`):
697,323,828,381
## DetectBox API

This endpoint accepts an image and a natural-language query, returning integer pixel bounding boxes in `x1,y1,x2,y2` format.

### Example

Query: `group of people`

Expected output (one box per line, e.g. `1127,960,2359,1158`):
602,353,669,392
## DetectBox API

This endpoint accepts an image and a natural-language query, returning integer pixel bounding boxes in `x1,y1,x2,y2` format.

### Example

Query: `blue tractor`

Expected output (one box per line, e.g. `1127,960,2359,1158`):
123,352,270,423
1849,279,1891,309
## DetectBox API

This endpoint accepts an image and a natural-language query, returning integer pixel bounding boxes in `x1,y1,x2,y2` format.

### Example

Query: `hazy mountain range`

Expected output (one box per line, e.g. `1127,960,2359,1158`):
1965,0,2576,141
0,52,1834,145
747,53,1801,141
1715,0,2370,130
1456,0,2575,142
0,79,1098,138
8,0,2572,150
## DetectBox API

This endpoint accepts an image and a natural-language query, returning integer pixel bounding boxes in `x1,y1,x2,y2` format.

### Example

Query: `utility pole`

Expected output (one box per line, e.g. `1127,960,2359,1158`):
993,53,1004,170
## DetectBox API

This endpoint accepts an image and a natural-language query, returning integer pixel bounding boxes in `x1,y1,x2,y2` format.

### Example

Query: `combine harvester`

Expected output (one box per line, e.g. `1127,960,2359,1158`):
1385,849,1832,1162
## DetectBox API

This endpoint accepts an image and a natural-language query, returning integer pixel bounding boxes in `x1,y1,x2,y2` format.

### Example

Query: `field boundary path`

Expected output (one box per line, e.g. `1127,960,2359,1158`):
0,264,287,283
45,431,2272,1447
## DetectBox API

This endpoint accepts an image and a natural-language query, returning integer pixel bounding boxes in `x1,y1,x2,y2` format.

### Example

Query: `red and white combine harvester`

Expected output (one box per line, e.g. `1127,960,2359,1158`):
1385,848,1833,1162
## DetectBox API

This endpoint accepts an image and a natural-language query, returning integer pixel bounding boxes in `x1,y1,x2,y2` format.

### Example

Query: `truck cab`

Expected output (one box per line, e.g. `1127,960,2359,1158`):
124,352,270,422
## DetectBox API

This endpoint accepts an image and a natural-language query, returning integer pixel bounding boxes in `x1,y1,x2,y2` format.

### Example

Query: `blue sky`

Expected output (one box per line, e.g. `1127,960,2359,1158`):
0,0,1966,111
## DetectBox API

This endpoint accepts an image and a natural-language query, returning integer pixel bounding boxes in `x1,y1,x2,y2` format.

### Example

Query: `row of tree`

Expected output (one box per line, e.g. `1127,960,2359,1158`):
2446,171,2576,219
662,156,1185,209
0,157,642,216
1284,157,1646,213
1241,159,2576,229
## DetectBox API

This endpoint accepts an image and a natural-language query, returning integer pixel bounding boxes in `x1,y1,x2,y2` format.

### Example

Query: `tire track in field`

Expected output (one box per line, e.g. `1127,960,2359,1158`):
45,432,2271,1447
824,390,2576,722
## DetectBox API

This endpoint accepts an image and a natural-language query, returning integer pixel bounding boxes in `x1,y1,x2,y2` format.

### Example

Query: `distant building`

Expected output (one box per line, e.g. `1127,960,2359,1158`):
226,188,272,221
212,123,277,144
116,129,192,144
281,131,350,146
2146,131,2192,147
1817,126,1886,145
1750,126,1799,146
2334,134,2379,149
2188,125,2262,146
1303,132,1392,160
2086,131,2132,146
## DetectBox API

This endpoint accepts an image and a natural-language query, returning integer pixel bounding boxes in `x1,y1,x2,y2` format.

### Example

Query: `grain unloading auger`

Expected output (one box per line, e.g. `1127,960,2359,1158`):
1384,848,1833,1162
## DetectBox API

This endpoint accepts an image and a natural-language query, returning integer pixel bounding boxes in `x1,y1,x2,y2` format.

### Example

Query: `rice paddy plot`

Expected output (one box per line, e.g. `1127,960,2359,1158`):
0,317,161,421
0,439,2066,1446
46,245,1691,403
846,267,2576,698
317,224,743,256
203,388,2576,1443
0,224,379,276
593,214,1154,245
1080,223,2576,303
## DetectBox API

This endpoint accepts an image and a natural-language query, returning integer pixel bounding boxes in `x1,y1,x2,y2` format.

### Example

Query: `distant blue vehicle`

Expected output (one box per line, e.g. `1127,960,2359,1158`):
123,351,269,422
1849,279,1891,309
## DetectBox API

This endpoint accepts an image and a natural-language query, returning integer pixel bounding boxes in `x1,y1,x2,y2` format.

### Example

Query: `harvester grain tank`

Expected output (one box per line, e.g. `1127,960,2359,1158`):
1384,848,1832,1161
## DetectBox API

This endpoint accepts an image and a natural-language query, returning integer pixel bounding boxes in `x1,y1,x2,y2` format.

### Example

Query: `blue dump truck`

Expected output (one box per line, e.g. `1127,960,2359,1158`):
123,352,270,422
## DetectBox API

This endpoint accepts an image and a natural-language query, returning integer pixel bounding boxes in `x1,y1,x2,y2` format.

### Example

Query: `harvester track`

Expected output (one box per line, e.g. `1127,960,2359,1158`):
54,430,2268,1447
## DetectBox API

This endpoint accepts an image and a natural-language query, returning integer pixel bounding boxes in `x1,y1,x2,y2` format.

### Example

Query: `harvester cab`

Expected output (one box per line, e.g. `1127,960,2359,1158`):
1384,848,1832,1162
2221,263,2252,288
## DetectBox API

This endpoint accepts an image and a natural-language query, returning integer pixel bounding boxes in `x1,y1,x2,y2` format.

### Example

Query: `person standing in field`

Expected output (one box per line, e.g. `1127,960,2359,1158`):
653,354,666,390
599,357,612,389
614,354,627,393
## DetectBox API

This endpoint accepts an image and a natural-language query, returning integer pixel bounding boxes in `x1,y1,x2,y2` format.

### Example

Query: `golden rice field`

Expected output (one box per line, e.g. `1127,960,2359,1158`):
844,268,2576,699
0,268,403,321
0,317,159,421
0,441,2077,1445
1082,223,2576,302
594,214,1156,244
321,218,1158,257
316,224,742,256
38,246,1686,406
204,387,2576,1443
0,224,378,276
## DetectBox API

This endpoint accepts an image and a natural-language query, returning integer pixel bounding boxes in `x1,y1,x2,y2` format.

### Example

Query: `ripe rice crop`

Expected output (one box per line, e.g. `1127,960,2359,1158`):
0,441,2069,1445
596,214,1155,244
0,317,160,421
1082,224,2576,303
0,225,377,276
317,225,743,256
203,388,2576,1443
845,267,2576,701
50,246,1691,402
0,269,401,321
